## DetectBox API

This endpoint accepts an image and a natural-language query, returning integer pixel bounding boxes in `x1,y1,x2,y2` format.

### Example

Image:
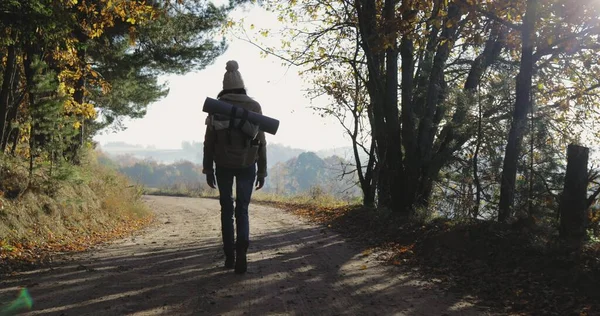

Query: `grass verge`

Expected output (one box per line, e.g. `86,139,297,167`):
0,150,154,275
144,185,354,208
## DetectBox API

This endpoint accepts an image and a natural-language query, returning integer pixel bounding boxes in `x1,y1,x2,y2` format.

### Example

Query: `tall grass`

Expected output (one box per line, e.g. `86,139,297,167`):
144,181,219,198
0,149,151,247
142,179,358,208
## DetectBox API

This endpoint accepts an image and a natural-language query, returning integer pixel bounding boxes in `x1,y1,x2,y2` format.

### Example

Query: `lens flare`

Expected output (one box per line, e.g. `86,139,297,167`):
0,288,33,316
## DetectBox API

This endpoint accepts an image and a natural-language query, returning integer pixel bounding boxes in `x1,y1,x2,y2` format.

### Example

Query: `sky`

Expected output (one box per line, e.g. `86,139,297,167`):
93,5,349,152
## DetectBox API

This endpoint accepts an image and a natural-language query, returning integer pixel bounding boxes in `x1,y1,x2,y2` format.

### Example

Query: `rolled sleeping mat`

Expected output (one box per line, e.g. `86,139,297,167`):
203,97,280,135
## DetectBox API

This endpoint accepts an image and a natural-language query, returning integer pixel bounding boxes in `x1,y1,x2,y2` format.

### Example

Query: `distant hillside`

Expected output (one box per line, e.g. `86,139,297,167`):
99,141,202,164
98,141,352,168
264,152,361,199
103,148,361,200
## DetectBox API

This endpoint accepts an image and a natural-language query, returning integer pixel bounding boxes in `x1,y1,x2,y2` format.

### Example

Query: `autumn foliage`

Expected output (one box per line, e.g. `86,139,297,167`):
247,0,600,228
0,0,231,164
0,0,234,272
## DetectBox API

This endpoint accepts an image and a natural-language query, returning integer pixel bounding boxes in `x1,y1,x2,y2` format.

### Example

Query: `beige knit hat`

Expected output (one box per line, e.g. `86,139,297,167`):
222,60,245,90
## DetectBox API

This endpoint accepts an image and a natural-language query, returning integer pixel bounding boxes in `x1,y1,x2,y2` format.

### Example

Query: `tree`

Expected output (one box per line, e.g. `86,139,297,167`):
307,40,377,207
498,0,538,222
254,0,600,221
252,0,511,214
498,0,600,222
559,144,589,243
0,0,242,170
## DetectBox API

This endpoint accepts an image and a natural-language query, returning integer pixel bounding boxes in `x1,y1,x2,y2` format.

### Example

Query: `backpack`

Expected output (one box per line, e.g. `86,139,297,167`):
207,108,261,168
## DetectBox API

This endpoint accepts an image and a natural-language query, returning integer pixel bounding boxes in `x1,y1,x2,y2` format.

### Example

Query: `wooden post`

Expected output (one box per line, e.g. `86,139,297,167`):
559,144,589,242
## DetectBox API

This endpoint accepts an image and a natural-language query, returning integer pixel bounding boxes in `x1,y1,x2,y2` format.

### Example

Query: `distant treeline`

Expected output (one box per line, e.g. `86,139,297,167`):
99,150,361,200
99,141,360,168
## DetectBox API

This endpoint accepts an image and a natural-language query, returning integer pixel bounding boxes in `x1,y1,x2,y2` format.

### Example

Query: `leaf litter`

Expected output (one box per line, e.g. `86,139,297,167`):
256,200,600,316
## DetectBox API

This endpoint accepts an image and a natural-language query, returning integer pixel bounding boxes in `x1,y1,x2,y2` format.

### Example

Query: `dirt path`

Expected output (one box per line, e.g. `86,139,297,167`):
1,196,496,316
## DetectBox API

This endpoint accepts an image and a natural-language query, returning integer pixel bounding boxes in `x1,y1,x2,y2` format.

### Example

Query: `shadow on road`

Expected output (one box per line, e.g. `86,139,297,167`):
1,215,490,315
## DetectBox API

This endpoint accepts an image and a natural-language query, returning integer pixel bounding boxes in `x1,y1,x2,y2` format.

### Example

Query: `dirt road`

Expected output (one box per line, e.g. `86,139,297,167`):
0,196,494,315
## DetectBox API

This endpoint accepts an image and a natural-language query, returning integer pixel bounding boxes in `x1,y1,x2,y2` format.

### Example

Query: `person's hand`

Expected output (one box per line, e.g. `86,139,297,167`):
255,177,265,190
207,173,216,189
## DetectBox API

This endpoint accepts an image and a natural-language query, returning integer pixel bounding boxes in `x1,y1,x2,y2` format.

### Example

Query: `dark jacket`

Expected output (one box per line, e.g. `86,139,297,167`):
203,93,267,178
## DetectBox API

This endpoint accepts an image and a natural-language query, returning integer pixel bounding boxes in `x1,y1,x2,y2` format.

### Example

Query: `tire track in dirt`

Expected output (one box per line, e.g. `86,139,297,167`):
0,196,497,315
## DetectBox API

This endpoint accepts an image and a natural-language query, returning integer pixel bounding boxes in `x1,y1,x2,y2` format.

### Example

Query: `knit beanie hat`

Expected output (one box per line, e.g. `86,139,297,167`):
222,60,245,90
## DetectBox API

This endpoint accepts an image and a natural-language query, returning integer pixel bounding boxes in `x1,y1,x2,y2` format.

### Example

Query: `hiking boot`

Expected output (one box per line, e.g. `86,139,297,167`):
224,255,235,269
234,241,248,274
224,245,235,269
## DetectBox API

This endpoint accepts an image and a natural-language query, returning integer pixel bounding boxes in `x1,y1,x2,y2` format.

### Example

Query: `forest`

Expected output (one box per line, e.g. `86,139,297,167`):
228,0,600,241
0,0,238,170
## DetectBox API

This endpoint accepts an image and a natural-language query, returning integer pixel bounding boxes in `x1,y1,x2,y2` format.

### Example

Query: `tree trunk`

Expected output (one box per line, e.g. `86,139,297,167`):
399,15,419,214
65,30,88,164
527,108,535,217
0,43,17,151
351,109,377,208
559,144,589,243
430,23,506,184
3,63,23,153
472,87,483,218
9,128,19,156
355,0,397,210
363,183,376,207
358,140,377,208
383,0,404,214
23,46,37,176
498,0,537,222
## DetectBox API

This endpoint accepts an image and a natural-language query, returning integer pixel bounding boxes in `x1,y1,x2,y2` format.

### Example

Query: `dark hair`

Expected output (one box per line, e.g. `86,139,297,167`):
217,88,246,98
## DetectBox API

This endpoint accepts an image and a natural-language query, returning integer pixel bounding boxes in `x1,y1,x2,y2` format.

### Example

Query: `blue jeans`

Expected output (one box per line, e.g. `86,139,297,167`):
216,164,256,255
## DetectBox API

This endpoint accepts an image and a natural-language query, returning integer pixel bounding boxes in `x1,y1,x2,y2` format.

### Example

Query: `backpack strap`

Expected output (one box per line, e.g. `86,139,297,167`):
237,108,251,147
227,107,237,145
237,108,249,129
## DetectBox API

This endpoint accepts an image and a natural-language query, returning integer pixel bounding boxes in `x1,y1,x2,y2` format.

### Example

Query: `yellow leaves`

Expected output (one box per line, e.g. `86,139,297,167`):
88,27,104,39
89,69,100,79
78,0,155,38
128,26,138,46
318,46,326,57
82,103,97,119
58,82,76,96
61,0,78,7
64,100,97,119
225,19,236,29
